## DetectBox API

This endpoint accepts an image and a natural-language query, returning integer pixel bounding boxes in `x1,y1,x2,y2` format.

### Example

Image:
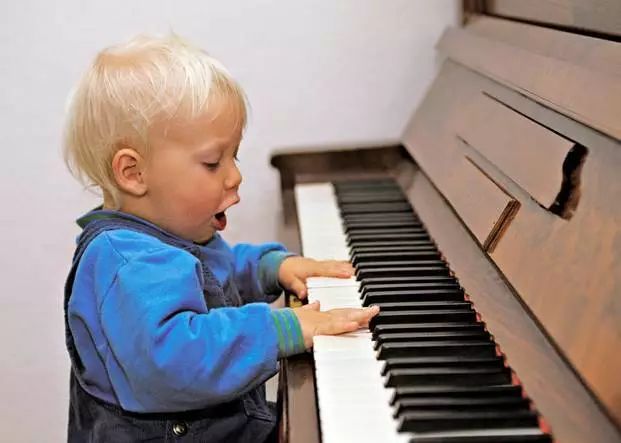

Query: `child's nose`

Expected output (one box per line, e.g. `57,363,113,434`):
225,162,242,190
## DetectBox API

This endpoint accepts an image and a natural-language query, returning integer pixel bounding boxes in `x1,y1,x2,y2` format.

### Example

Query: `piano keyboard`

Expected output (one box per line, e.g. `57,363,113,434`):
294,179,553,443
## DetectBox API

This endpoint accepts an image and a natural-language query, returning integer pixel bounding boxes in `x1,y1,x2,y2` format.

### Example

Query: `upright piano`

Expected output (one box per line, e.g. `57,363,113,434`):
271,2,621,442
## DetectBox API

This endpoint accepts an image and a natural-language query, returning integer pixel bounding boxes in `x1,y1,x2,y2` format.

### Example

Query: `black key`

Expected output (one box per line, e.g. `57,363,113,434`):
337,187,405,195
350,240,435,249
357,266,450,280
356,260,446,270
370,301,472,312
382,355,503,375
377,341,496,359
351,245,437,257
345,220,423,230
395,396,531,415
337,194,406,204
336,187,403,193
385,366,512,387
410,434,552,443
348,233,430,244
362,289,465,305
361,286,462,301
398,410,539,433
339,202,413,214
347,227,427,237
339,197,407,205
342,213,418,223
351,245,437,256
373,322,485,340
335,186,399,194
360,275,458,288
374,329,489,349
361,281,460,294
370,310,476,329
352,251,440,265
334,180,398,190
391,384,523,405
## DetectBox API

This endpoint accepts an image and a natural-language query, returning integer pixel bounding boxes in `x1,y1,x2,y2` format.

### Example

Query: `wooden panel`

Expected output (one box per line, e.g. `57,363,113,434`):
447,156,519,252
457,92,577,210
466,16,621,78
397,164,621,443
437,16,621,140
402,58,621,427
486,0,621,38
481,89,621,427
277,355,320,443
274,167,319,443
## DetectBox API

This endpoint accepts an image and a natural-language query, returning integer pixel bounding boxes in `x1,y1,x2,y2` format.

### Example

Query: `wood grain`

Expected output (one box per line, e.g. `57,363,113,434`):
456,92,576,209
444,155,520,252
486,0,621,38
437,16,621,140
401,57,621,427
273,168,319,443
398,164,621,443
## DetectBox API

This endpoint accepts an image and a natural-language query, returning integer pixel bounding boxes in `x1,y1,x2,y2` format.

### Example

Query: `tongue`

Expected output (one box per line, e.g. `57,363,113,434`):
213,212,227,231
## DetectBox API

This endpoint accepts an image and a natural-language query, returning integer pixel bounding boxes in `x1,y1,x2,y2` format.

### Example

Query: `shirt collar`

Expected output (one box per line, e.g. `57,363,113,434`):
76,207,220,246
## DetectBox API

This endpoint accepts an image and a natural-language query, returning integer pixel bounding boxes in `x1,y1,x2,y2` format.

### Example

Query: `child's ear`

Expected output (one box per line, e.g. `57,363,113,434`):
111,147,148,197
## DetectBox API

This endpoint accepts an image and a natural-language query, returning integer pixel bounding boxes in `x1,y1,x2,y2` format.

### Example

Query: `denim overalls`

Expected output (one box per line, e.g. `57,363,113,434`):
64,212,277,442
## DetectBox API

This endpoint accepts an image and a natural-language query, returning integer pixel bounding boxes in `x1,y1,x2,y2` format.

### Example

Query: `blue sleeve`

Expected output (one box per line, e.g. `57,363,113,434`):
92,232,285,412
228,241,296,303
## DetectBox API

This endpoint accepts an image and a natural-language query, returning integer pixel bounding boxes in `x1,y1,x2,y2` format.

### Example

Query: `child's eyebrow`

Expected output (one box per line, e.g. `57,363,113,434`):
194,140,239,157
195,141,226,152
195,145,221,155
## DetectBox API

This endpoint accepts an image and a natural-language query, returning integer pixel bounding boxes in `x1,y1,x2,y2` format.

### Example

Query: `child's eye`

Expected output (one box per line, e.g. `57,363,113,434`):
203,162,220,171
234,154,240,163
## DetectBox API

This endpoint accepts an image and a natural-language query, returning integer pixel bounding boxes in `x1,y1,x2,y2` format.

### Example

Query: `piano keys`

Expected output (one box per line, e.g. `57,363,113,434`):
296,180,552,442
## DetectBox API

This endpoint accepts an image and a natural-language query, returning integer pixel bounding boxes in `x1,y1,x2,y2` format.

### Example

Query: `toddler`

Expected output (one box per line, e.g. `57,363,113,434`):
62,34,378,442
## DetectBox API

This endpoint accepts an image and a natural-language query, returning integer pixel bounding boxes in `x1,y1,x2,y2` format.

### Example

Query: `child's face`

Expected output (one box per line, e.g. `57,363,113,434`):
140,106,243,243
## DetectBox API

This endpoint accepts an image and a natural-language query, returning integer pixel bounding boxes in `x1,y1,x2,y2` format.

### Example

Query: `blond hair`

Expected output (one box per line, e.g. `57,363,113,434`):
63,34,247,208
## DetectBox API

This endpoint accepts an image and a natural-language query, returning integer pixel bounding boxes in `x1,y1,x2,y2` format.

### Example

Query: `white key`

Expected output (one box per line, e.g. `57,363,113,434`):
295,183,410,443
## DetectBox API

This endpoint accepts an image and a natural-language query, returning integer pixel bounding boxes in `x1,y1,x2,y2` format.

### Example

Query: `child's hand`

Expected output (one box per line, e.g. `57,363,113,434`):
293,301,379,348
278,257,354,299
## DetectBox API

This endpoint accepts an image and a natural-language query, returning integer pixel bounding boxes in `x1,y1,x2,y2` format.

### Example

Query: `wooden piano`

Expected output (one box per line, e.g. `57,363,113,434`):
271,2,621,442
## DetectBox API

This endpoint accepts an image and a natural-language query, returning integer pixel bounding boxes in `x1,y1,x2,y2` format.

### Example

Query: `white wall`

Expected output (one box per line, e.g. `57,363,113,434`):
0,1,458,441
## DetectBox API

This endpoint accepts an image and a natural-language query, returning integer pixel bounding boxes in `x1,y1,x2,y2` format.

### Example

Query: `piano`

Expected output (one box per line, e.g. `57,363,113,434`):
270,2,621,442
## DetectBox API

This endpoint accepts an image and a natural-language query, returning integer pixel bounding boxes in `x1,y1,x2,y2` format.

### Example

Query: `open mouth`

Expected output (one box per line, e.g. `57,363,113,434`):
212,211,227,231
211,196,240,232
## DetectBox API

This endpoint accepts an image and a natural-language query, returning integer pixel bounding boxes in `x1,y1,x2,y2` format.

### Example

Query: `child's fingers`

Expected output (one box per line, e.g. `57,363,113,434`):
319,320,359,336
336,320,360,334
330,306,380,327
348,305,380,325
289,278,308,299
314,260,355,278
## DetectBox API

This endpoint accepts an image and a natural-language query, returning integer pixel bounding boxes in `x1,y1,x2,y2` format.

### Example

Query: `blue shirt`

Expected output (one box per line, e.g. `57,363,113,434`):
68,219,304,414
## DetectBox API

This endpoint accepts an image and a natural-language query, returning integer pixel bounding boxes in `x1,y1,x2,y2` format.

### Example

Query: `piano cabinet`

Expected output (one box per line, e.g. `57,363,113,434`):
271,3,621,442
272,144,620,443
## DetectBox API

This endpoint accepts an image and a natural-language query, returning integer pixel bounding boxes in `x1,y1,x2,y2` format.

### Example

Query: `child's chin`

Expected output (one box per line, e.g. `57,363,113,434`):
192,227,217,244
